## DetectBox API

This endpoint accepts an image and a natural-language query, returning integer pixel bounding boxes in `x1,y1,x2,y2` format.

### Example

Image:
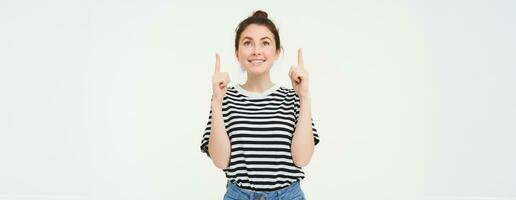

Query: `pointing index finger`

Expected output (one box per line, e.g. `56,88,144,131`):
297,48,304,67
214,53,221,73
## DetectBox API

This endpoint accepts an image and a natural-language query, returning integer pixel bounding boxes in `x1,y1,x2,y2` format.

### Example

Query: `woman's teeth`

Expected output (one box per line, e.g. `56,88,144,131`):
250,60,265,66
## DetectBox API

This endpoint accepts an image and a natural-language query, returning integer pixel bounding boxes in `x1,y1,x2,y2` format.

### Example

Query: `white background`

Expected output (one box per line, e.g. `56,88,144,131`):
1,0,515,199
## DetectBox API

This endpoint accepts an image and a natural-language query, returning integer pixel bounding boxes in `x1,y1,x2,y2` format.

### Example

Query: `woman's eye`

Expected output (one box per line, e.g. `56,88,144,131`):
243,41,251,46
263,41,270,46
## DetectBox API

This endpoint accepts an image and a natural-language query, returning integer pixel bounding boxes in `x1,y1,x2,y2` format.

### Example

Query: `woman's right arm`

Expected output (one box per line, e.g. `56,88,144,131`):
208,53,231,169
208,99,231,169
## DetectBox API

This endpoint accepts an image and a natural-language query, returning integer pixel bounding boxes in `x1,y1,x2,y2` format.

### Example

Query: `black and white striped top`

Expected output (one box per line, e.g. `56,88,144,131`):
200,84,320,191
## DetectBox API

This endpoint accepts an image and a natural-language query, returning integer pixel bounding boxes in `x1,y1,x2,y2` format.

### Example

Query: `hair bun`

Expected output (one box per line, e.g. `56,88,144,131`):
252,10,268,18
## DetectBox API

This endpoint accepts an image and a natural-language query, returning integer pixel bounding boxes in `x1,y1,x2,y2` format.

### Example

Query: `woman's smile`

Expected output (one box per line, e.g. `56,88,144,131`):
248,59,266,66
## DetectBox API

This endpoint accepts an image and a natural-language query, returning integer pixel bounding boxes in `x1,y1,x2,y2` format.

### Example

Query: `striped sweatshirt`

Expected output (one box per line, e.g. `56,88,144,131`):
200,84,320,191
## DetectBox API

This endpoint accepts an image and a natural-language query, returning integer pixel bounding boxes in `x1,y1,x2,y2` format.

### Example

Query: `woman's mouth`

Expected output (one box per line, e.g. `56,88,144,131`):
248,59,266,66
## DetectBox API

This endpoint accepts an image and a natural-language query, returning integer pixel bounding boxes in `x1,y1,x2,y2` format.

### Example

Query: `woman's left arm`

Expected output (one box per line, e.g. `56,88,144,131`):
291,95,315,167
289,48,315,167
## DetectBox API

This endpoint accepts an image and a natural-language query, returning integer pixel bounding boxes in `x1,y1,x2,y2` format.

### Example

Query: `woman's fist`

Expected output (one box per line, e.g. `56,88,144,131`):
212,53,230,103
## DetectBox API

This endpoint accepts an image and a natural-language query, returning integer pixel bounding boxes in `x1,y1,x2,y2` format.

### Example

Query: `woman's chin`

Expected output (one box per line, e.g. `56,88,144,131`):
244,65,271,75
246,70,267,76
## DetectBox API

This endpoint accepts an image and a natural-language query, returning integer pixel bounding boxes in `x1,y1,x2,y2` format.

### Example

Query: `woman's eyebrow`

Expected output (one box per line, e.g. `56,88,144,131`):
242,36,272,41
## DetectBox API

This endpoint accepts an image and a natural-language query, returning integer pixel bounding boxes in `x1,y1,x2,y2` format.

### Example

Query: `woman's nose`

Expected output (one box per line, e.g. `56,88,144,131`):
252,46,262,55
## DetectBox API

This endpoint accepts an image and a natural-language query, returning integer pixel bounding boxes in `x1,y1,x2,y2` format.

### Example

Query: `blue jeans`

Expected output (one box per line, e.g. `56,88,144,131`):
223,181,306,200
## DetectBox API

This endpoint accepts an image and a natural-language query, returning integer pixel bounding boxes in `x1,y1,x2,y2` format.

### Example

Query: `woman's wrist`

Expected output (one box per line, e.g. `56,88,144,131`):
299,93,311,102
211,98,223,108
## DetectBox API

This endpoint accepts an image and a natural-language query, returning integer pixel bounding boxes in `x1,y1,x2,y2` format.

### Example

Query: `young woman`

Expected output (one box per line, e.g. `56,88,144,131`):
200,10,320,200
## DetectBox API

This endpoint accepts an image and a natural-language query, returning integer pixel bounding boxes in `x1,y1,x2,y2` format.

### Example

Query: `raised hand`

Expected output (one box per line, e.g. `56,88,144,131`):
212,53,231,103
289,48,310,98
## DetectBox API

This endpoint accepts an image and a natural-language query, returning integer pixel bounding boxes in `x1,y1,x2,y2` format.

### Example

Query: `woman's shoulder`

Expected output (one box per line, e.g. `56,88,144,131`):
278,85,294,92
227,85,237,91
224,85,239,97
277,86,299,96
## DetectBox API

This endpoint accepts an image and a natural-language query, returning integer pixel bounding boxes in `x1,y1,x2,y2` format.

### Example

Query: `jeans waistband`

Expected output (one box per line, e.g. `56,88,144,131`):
226,180,301,197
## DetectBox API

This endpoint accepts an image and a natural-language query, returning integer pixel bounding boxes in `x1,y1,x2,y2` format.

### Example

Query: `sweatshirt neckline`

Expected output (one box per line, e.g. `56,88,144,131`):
235,83,280,98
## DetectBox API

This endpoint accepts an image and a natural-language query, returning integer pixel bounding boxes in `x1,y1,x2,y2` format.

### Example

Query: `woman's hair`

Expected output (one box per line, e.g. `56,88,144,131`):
234,10,282,53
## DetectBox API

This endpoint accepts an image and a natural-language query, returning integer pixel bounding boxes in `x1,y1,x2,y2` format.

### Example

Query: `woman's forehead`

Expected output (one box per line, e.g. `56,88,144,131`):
241,24,274,40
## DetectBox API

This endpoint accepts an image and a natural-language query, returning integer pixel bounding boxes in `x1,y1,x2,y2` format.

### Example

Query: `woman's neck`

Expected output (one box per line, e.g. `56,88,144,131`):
241,73,274,93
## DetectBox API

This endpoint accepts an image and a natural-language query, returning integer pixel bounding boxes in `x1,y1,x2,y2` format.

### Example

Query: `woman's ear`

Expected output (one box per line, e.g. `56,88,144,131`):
235,51,239,59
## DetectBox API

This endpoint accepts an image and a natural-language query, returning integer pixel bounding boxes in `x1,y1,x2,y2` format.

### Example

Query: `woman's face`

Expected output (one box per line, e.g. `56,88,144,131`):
236,24,279,76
